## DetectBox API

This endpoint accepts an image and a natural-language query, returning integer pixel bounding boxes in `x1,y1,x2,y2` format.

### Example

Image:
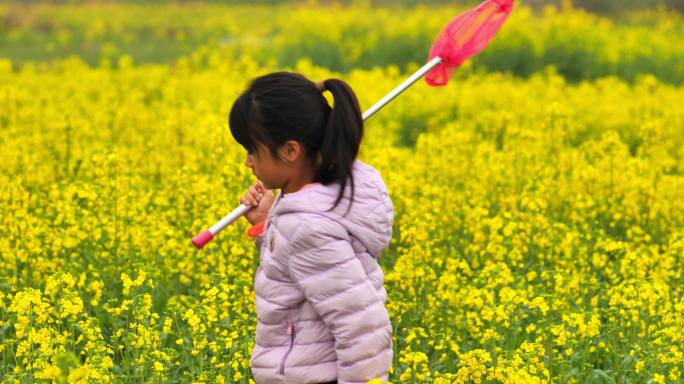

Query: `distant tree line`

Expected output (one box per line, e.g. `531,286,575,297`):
8,0,684,15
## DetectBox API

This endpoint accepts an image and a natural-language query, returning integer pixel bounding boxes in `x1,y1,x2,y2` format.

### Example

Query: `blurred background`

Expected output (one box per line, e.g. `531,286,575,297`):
1,0,683,84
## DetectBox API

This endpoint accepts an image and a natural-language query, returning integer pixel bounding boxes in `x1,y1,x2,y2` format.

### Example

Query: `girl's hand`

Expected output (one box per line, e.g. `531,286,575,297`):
240,179,275,225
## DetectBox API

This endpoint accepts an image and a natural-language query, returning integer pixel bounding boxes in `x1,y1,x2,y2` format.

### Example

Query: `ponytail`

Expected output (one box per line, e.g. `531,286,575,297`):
315,79,364,216
229,72,363,217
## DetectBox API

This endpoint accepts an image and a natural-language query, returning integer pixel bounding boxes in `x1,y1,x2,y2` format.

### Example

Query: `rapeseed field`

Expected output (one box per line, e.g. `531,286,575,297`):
1,2,683,383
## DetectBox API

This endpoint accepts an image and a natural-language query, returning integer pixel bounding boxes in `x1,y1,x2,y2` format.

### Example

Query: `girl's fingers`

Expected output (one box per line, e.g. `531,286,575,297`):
241,191,258,207
241,180,271,208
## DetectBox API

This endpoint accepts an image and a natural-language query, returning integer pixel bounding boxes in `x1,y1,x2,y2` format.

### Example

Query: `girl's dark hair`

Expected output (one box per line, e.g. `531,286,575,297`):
229,72,363,216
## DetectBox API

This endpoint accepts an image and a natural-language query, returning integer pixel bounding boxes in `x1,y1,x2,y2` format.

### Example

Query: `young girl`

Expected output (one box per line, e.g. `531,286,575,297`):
230,72,394,384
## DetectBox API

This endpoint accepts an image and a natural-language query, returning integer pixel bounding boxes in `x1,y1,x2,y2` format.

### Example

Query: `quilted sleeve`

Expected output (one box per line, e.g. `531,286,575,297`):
255,235,264,252
285,215,393,384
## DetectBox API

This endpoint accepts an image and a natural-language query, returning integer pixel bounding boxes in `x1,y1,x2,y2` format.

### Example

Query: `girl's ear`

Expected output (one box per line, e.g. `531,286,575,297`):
279,140,303,163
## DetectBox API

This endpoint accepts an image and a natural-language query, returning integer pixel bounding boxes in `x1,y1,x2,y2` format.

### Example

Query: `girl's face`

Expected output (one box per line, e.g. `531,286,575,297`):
244,139,316,194
244,142,288,190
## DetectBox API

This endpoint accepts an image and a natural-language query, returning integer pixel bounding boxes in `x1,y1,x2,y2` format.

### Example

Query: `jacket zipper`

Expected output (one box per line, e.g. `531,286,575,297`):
278,320,296,375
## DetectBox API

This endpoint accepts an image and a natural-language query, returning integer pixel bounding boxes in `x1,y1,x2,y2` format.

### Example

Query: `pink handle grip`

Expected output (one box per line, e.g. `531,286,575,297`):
192,230,214,249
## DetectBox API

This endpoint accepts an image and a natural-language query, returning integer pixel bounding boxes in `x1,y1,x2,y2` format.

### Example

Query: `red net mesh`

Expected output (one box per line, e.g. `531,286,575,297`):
426,0,514,86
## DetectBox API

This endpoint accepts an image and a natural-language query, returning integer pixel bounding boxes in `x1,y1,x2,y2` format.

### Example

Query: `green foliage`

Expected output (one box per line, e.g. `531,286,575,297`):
1,3,683,83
